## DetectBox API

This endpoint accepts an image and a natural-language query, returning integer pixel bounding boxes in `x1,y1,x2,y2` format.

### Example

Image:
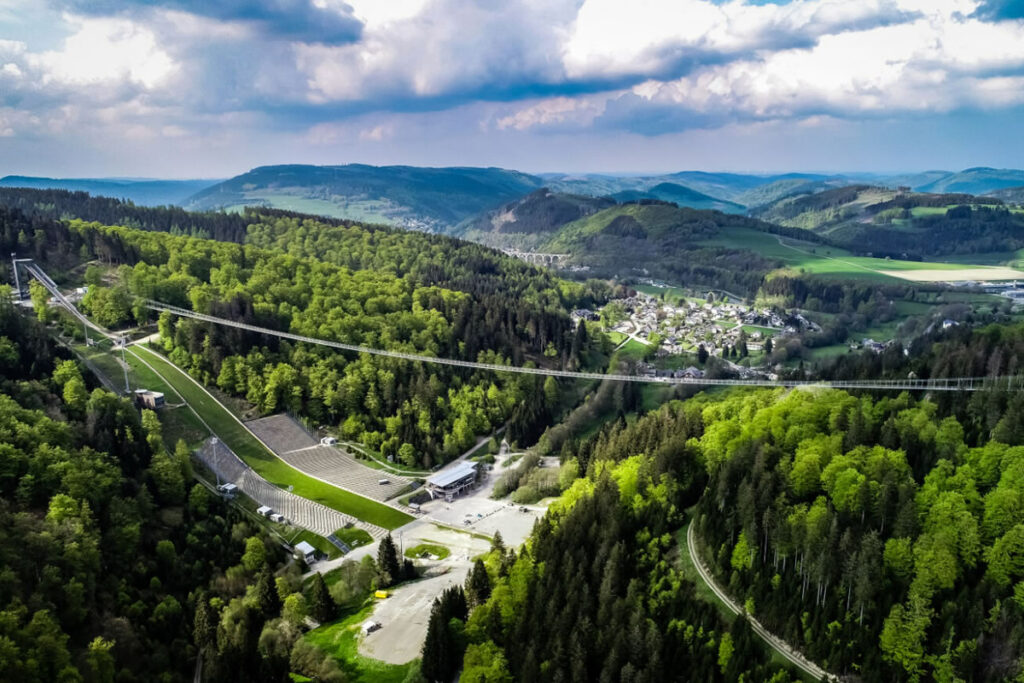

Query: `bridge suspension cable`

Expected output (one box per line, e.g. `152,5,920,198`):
141,299,1022,393
17,259,1021,393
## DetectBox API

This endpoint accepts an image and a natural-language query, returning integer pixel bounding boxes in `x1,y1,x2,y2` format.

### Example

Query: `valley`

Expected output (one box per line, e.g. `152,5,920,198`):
4,168,1024,683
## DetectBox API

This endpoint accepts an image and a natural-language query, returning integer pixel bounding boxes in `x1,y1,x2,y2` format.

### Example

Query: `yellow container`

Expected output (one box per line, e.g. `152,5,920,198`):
374,590,389,599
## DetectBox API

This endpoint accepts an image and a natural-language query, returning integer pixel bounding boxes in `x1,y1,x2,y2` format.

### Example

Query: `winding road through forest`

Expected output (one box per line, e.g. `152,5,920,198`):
686,523,836,682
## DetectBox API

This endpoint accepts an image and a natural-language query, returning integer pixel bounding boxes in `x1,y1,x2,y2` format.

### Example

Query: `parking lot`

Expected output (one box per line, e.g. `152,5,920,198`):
416,454,548,546
357,522,491,663
346,453,552,663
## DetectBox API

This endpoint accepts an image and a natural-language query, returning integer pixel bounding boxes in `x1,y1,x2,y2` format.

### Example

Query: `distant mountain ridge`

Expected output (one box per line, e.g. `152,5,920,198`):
538,171,847,207
184,163,544,231
8,164,1024,234
913,167,1024,195
0,175,219,206
608,182,746,213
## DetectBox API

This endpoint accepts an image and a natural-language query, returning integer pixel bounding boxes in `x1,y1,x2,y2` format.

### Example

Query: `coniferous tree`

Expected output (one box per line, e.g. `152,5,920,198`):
421,605,450,682
421,587,469,682
308,573,335,624
254,566,280,620
193,595,217,653
698,344,709,364
378,534,402,587
465,559,492,607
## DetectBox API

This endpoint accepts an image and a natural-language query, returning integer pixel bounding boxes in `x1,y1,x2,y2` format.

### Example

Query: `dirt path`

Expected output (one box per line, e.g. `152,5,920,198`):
686,523,836,681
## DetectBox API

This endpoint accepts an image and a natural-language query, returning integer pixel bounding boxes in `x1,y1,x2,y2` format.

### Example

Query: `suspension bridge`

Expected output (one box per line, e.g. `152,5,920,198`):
16,259,1024,392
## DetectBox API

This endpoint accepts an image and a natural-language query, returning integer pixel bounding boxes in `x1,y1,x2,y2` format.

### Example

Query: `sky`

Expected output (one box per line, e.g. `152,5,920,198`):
2,0,1024,178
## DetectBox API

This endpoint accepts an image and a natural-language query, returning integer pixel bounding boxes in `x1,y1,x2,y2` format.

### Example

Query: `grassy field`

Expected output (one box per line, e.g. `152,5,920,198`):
702,227,1024,283
334,527,374,548
72,340,211,448
605,330,627,345
228,191,401,225
131,344,414,530
305,604,417,683
618,338,650,359
741,324,779,335
291,529,344,560
632,283,689,303
404,542,450,560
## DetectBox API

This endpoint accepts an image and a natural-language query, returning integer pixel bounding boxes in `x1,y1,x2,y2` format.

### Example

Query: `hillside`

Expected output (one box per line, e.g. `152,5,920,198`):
752,185,899,231
184,163,543,231
0,175,218,205
455,188,615,248
540,170,841,206
537,201,807,294
609,182,746,213
987,185,1024,205
752,184,1024,258
914,166,1024,195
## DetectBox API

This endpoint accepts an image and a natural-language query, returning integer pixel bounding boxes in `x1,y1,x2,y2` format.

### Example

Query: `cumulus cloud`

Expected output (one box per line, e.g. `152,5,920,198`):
495,96,611,131
2,0,1024,172
561,0,918,81
32,15,175,88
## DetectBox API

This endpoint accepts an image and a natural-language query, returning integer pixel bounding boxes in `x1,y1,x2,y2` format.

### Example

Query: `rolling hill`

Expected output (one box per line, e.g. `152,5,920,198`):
913,167,1024,195
455,188,615,249
752,184,1024,258
0,175,218,206
533,201,820,294
183,164,543,231
539,171,848,208
608,182,746,213
987,186,1024,204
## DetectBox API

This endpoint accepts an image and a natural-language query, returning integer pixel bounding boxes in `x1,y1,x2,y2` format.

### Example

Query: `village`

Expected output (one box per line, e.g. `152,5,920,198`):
575,290,824,365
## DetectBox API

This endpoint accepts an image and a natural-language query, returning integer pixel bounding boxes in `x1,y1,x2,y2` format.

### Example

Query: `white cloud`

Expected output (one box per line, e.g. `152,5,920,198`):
619,12,1024,123
561,0,917,80
496,95,610,131
2,0,1024,170
31,15,176,89
359,123,393,141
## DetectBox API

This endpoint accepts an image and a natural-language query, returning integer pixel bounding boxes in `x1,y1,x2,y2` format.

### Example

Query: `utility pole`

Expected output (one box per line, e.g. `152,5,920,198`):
119,335,130,394
11,253,20,300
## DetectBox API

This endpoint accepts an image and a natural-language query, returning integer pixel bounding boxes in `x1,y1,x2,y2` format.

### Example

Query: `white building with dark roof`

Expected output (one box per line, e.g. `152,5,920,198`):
425,461,479,502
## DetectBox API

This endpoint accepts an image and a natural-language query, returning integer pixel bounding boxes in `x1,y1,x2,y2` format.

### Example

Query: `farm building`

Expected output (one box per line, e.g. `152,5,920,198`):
133,389,165,409
425,461,479,501
294,541,317,564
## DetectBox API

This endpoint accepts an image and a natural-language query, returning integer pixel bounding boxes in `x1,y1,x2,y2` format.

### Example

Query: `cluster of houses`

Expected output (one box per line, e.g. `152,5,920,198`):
598,293,798,358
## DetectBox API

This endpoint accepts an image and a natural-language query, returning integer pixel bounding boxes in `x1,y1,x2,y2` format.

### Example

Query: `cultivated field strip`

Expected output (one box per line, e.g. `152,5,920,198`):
197,437,387,539
246,414,413,502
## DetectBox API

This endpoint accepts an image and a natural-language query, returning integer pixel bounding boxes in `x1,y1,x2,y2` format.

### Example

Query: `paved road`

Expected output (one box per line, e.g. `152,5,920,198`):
686,523,836,682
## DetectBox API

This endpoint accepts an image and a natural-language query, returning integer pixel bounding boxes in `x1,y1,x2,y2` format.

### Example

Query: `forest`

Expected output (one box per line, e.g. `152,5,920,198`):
693,389,1024,681
0,284,440,682
0,289,250,681
440,402,802,682
4,185,1024,681
0,200,604,467
451,385,1024,682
